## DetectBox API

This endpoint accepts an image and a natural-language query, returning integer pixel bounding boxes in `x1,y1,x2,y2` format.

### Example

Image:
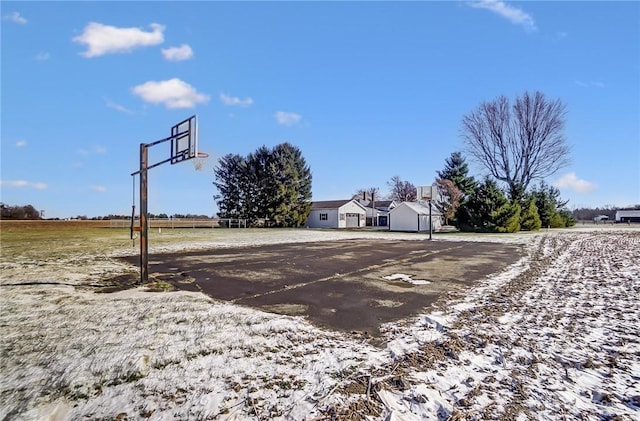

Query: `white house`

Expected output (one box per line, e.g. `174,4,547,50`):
357,199,399,226
305,199,367,229
388,201,442,232
615,209,640,223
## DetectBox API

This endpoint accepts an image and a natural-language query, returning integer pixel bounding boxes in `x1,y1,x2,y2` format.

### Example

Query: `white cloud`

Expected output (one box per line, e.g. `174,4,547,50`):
575,80,605,88
78,145,107,156
90,185,106,192
553,172,597,194
275,111,302,126
132,78,210,109
16,140,27,147
220,93,254,107
4,12,27,24
162,44,194,61
73,22,165,58
0,180,47,190
35,52,50,61
469,0,537,32
104,98,134,114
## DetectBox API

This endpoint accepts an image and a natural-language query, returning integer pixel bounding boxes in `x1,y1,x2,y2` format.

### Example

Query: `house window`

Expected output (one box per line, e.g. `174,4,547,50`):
339,213,345,220
319,213,328,221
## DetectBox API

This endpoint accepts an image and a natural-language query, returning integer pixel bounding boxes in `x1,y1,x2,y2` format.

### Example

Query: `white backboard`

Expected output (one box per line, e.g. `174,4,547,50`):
417,185,438,201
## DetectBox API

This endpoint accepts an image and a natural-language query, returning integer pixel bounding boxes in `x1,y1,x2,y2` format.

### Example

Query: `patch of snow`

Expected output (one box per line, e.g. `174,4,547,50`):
383,273,430,285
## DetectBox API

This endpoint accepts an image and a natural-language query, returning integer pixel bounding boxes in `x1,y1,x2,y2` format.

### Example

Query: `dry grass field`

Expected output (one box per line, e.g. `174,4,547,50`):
0,219,112,230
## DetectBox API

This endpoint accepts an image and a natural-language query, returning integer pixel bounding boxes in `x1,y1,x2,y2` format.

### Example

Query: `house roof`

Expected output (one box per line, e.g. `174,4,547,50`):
364,200,395,209
311,199,366,210
390,201,443,215
615,209,640,215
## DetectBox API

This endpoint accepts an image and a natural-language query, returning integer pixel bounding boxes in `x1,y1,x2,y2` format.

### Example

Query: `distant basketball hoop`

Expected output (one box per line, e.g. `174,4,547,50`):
417,185,438,202
192,151,209,171
417,184,438,241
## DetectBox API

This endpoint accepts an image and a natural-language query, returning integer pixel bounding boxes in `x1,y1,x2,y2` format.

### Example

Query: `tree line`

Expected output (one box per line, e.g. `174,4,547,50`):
1,203,42,220
211,90,623,231
355,91,578,232
0,205,213,221
432,153,576,232
431,91,575,231
213,142,312,227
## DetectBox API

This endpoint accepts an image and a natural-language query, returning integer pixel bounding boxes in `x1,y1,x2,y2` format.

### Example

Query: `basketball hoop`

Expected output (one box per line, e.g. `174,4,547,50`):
192,152,209,171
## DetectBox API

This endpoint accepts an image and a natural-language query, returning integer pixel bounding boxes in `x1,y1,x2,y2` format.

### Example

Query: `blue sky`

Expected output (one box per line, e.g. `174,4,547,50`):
1,1,639,219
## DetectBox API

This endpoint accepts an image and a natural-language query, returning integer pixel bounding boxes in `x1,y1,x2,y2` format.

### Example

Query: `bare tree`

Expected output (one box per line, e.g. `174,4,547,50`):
461,91,570,201
434,179,462,225
354,187,381,202
386,176,417,202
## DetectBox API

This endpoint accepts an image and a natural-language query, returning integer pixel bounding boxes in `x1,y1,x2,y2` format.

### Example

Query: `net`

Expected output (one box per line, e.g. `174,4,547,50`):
192,152,209,171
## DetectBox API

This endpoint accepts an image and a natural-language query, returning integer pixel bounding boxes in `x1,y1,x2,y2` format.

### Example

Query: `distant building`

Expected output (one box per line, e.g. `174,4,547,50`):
356,199,399,227
615,209,640,223
593,215,609,222
305,199,367,229
388,201,442,232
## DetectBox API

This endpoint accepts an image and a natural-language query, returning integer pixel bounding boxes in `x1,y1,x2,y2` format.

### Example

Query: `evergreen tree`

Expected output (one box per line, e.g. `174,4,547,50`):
457,177,507,232
520,197,542,231
558,209,577,227
245,146,275,220
269,142,313,227
213,143,312,227
493,201,521,233
549,212,565,228
436,152,477,198
213,154,248,218
530,181,570,228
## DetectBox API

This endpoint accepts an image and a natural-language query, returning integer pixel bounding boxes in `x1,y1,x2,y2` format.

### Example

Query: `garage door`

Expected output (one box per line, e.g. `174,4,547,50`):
345,213,360,228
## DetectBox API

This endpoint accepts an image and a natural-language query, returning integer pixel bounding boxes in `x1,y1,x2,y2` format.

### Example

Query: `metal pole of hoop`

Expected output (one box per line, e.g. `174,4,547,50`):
428,199,433,241
140,143,149,284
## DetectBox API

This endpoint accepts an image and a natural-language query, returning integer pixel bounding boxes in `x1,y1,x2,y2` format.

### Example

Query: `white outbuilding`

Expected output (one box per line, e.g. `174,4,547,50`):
305,199,367,229
615,209,640,223
388,201,442,232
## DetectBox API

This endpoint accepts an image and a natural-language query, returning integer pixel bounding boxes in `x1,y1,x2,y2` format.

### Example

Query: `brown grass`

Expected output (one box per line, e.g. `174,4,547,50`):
0,220,112,231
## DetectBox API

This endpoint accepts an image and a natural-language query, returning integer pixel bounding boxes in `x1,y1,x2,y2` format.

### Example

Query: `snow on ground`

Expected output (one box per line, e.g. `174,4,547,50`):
374,229,640,420
0,286,387,420
1,227,639,420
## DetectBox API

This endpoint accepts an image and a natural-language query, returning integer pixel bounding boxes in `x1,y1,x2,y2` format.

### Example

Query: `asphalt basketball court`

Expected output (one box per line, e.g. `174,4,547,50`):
120,238,521,337
119,117,523,337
